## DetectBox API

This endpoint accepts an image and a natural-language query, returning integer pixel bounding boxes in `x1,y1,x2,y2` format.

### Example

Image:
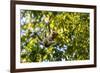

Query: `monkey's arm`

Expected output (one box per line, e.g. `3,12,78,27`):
34,32,43,41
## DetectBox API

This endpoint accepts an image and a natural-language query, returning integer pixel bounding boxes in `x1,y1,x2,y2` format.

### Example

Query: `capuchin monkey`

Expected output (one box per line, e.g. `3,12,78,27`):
37,31,58,47
43,31,58,47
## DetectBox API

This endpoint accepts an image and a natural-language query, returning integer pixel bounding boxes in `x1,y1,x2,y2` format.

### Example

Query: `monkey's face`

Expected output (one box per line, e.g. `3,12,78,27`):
52,31,58,39
52,31,58,35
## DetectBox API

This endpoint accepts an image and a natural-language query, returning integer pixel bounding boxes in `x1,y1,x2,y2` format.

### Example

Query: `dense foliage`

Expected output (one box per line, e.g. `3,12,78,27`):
20,10,90,63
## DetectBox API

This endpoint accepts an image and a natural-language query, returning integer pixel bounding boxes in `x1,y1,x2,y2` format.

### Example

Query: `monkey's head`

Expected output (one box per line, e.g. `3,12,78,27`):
51,31,58,39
